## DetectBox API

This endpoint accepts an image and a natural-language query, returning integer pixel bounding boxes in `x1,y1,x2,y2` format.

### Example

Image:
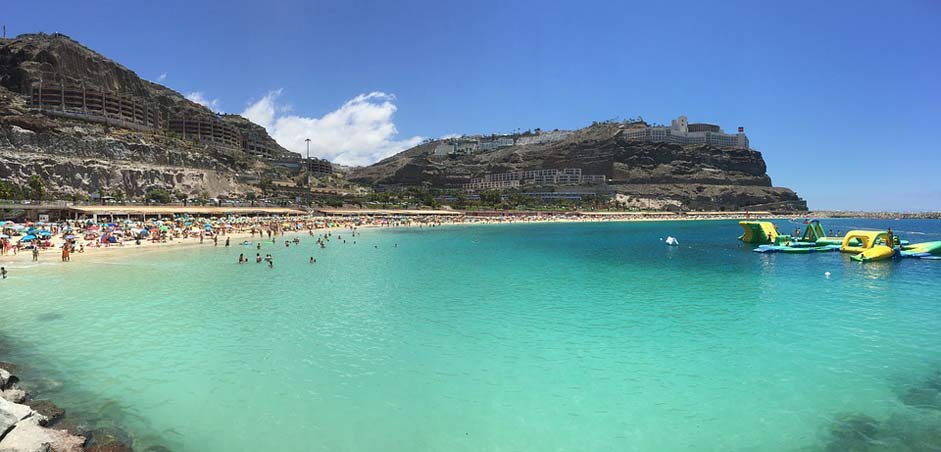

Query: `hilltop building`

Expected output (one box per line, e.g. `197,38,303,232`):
624,115,749,149
433,135,516,156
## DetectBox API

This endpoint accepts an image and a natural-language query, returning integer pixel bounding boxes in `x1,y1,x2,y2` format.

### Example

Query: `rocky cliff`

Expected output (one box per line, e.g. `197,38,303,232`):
0,33,298,199
350,123,806,211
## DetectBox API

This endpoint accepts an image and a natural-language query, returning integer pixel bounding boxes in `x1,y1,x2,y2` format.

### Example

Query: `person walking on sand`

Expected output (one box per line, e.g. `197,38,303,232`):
32,244,39,262
62,242,70,262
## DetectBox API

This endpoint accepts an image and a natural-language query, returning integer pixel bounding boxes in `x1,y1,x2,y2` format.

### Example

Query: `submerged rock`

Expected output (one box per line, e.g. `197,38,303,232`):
142,446,172,452
880,411,941,452
899,371,941,411
826,413,879,451
900,387,941,411
24,400,64,426
85,426,134,452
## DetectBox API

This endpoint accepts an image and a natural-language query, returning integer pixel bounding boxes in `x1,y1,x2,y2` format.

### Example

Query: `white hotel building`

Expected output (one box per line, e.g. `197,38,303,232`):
624,116,749,149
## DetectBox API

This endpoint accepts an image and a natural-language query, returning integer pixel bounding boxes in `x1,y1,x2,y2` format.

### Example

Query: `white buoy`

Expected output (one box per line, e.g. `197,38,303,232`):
825,271,831,278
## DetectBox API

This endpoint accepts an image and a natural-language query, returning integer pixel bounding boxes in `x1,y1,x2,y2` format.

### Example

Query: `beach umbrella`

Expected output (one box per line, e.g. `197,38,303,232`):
19,234,36,242
37,231,52,237
0,234,9,239
64,235,76,240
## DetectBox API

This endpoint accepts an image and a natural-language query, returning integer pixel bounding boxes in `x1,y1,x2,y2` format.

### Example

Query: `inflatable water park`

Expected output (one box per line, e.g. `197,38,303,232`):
739,220,941,262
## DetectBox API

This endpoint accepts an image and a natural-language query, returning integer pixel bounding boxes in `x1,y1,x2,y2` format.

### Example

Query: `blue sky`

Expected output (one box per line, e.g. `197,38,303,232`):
6,0,941,210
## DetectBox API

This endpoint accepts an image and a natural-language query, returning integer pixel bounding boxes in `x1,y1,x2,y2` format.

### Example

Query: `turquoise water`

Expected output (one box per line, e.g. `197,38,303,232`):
2,219,941,451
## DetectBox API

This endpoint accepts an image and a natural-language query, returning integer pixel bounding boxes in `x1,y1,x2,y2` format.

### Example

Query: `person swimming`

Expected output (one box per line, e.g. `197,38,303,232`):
238,253,246,264
310,256,316,264
256,253,262,263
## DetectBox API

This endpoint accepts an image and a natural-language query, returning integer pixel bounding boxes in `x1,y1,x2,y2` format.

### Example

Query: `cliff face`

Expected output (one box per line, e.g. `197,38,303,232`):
350,123,806,211
0,107,255,198
0,33,299,199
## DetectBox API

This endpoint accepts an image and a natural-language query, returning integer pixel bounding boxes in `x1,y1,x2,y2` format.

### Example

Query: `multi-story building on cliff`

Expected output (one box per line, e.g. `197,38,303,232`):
25,80,333,175
624,115,749,149
463,168,607,191
433,136,516,156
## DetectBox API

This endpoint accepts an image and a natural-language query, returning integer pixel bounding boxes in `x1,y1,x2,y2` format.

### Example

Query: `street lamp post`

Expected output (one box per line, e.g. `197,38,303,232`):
305,138,311,207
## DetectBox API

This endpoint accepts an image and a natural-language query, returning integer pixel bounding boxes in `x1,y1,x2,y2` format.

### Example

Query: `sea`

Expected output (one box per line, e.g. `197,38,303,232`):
1,219,940,451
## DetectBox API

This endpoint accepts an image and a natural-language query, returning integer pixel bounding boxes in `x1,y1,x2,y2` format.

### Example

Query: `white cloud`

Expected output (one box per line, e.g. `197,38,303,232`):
242,90,422,166
185,91,221,111
157,73,167,82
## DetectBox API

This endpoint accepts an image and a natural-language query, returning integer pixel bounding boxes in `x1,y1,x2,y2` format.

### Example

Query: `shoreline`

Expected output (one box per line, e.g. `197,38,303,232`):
0,213,791,269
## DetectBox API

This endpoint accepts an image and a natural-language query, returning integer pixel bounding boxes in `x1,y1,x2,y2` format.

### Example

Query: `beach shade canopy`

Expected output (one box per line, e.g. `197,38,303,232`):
64,234,76,240
0,234,9,239
19,234,36,242
37,231,52,237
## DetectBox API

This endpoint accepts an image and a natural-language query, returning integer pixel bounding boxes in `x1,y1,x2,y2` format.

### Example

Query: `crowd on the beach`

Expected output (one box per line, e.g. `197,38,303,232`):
0,211,776,278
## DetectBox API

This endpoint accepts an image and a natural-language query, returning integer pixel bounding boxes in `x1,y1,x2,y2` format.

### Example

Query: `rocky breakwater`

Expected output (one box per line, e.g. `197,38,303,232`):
0,363,152,452
0,365,85,451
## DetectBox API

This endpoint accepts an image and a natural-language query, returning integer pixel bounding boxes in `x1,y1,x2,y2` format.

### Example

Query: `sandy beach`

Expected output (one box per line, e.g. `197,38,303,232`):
0,212,788,270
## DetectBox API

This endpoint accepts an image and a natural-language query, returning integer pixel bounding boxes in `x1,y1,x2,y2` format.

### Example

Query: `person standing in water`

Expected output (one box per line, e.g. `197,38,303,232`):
1,267,7,279
225,237,230,247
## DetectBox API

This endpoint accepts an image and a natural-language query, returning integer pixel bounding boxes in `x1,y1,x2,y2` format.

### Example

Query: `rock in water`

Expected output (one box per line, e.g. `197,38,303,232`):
0,417,85,452
0,387,28,404
24,400,64,426
0,368,16,390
